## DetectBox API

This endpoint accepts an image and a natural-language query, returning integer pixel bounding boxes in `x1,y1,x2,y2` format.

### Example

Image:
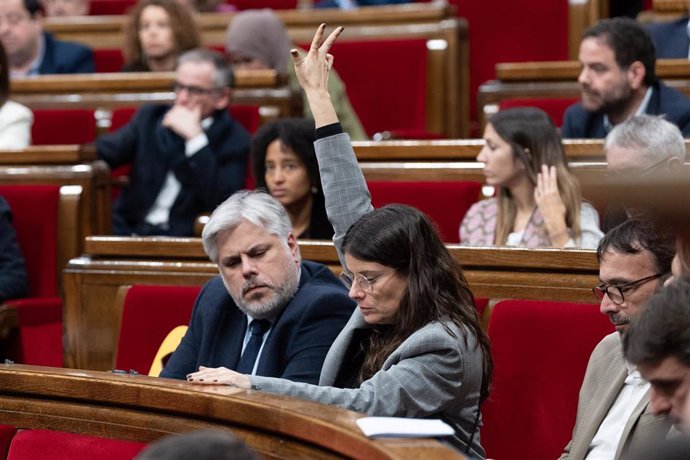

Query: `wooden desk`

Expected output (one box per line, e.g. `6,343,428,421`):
0,364,462,459
63,237,599,370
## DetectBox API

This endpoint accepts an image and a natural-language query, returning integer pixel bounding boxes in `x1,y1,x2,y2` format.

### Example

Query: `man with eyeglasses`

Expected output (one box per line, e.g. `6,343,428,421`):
97,48,250,236
560,218,675,459
0,0,94,75
602,115,686,232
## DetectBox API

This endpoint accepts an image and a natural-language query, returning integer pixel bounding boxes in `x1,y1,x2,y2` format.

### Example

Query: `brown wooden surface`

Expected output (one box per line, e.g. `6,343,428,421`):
44,4,454,49
0,364,463,459
495,59,690,82
0,162,111,245
64,237,600,371
653,0,687,12
0,145,96,165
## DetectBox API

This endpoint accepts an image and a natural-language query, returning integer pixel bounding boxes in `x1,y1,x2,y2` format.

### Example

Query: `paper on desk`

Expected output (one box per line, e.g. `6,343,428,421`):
356,417,455,438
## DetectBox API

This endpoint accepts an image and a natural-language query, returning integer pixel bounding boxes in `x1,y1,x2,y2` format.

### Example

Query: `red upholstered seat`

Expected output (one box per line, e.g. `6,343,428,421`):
31,110,96,145
451,0,569,134
366,180,482,243
0,425,16,460
300,39,428,138
7,430,145,460
89,0,136,15
227,0,297,9
115,284,201,375
93,49,125,73
482,299,614,460
0,185,62,367
498,97,579,127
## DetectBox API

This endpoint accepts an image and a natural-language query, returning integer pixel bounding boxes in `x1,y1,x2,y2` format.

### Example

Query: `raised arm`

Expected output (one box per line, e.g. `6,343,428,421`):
291,25,373,265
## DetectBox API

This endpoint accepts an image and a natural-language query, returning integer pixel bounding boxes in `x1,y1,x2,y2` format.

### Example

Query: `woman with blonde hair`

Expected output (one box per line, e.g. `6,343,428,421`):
460,107,603,248
122,0,201,72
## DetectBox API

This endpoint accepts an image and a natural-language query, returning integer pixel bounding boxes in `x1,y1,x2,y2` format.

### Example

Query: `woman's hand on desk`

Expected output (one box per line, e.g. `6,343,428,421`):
187,366,250,389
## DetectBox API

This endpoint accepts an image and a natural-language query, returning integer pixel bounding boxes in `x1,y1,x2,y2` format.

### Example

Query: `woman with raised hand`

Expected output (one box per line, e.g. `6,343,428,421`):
460,108,603,248
188,24,492,458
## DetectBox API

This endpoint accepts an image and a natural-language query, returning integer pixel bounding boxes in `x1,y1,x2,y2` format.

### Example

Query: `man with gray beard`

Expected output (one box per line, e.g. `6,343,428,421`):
161,190,354,384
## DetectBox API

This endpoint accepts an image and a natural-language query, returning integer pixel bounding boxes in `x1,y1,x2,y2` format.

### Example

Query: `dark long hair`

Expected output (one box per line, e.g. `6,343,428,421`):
251,118,332,239
342,204,492,402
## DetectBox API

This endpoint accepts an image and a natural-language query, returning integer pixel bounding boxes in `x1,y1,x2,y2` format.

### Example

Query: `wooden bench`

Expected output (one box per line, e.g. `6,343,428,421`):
477,59,690,129
43,7,468,138
0,364,461,459
63,237,600,370
10,70,299,139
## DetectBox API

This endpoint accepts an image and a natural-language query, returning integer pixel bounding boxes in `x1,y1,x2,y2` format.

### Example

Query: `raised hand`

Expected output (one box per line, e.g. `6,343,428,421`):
163,104,203,140
534,164,570,246
290,24,343,127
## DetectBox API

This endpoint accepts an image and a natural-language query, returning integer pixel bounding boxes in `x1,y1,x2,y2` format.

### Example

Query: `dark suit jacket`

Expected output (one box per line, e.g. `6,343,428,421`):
161,261,355,384
561,81,690,138
38,32,94,75
96,104,250,236
0,197,27,302
647,17,690,59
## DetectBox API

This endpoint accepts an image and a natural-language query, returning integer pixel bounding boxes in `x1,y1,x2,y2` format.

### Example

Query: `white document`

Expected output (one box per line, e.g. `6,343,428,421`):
356,417,455,438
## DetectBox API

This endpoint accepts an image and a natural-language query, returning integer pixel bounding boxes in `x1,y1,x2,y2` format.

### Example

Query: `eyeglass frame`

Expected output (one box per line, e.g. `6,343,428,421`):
339,269,396,293
592,272,666,305
171,81,223,98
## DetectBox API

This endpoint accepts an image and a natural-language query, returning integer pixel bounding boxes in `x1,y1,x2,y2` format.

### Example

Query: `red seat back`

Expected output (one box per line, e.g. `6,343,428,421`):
482,299,614,460
93,49,124,73
0,425,16,460
115,284,201,374
367,180,482,243
0,185,59,297
7,430,145,460
301,39,428,138
451,0,569,134
89,0,136,15
499,97,579,127
31,110,96,145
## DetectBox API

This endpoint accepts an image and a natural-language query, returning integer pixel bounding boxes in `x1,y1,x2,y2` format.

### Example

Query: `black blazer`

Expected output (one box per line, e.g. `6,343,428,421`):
38,32,94,74
647,17,690,59
561,81,690,138
161,261,355,384
96,104,250,236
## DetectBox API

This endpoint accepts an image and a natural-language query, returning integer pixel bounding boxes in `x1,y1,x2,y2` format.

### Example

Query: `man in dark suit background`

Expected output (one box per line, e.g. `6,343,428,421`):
161,190,355,384
646,1,690,59
0,0,94,75
561,17,690,138
97,48,250,236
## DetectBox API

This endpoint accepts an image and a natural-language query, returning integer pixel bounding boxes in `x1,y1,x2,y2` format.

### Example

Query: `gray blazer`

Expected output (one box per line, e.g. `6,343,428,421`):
250,131,485,458
559,332,671,459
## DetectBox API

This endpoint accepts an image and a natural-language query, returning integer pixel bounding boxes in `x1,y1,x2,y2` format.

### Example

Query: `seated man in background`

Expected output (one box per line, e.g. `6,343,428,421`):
161,190,355,384
561,18,690,138
97,49,250,236
41,0,88,16
602,115,686,231
0,0,94,75
624,279,690,434
560,219,674,459
647,0,690,59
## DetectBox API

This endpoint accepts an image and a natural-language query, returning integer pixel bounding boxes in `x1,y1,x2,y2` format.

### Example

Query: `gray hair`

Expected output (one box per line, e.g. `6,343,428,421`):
605,115,686,163
202,190,297,263
177,48,234,89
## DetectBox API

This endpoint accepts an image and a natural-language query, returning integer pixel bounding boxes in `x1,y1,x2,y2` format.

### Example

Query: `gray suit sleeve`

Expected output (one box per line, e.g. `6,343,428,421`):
314,133,374,267
249,324,466,417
